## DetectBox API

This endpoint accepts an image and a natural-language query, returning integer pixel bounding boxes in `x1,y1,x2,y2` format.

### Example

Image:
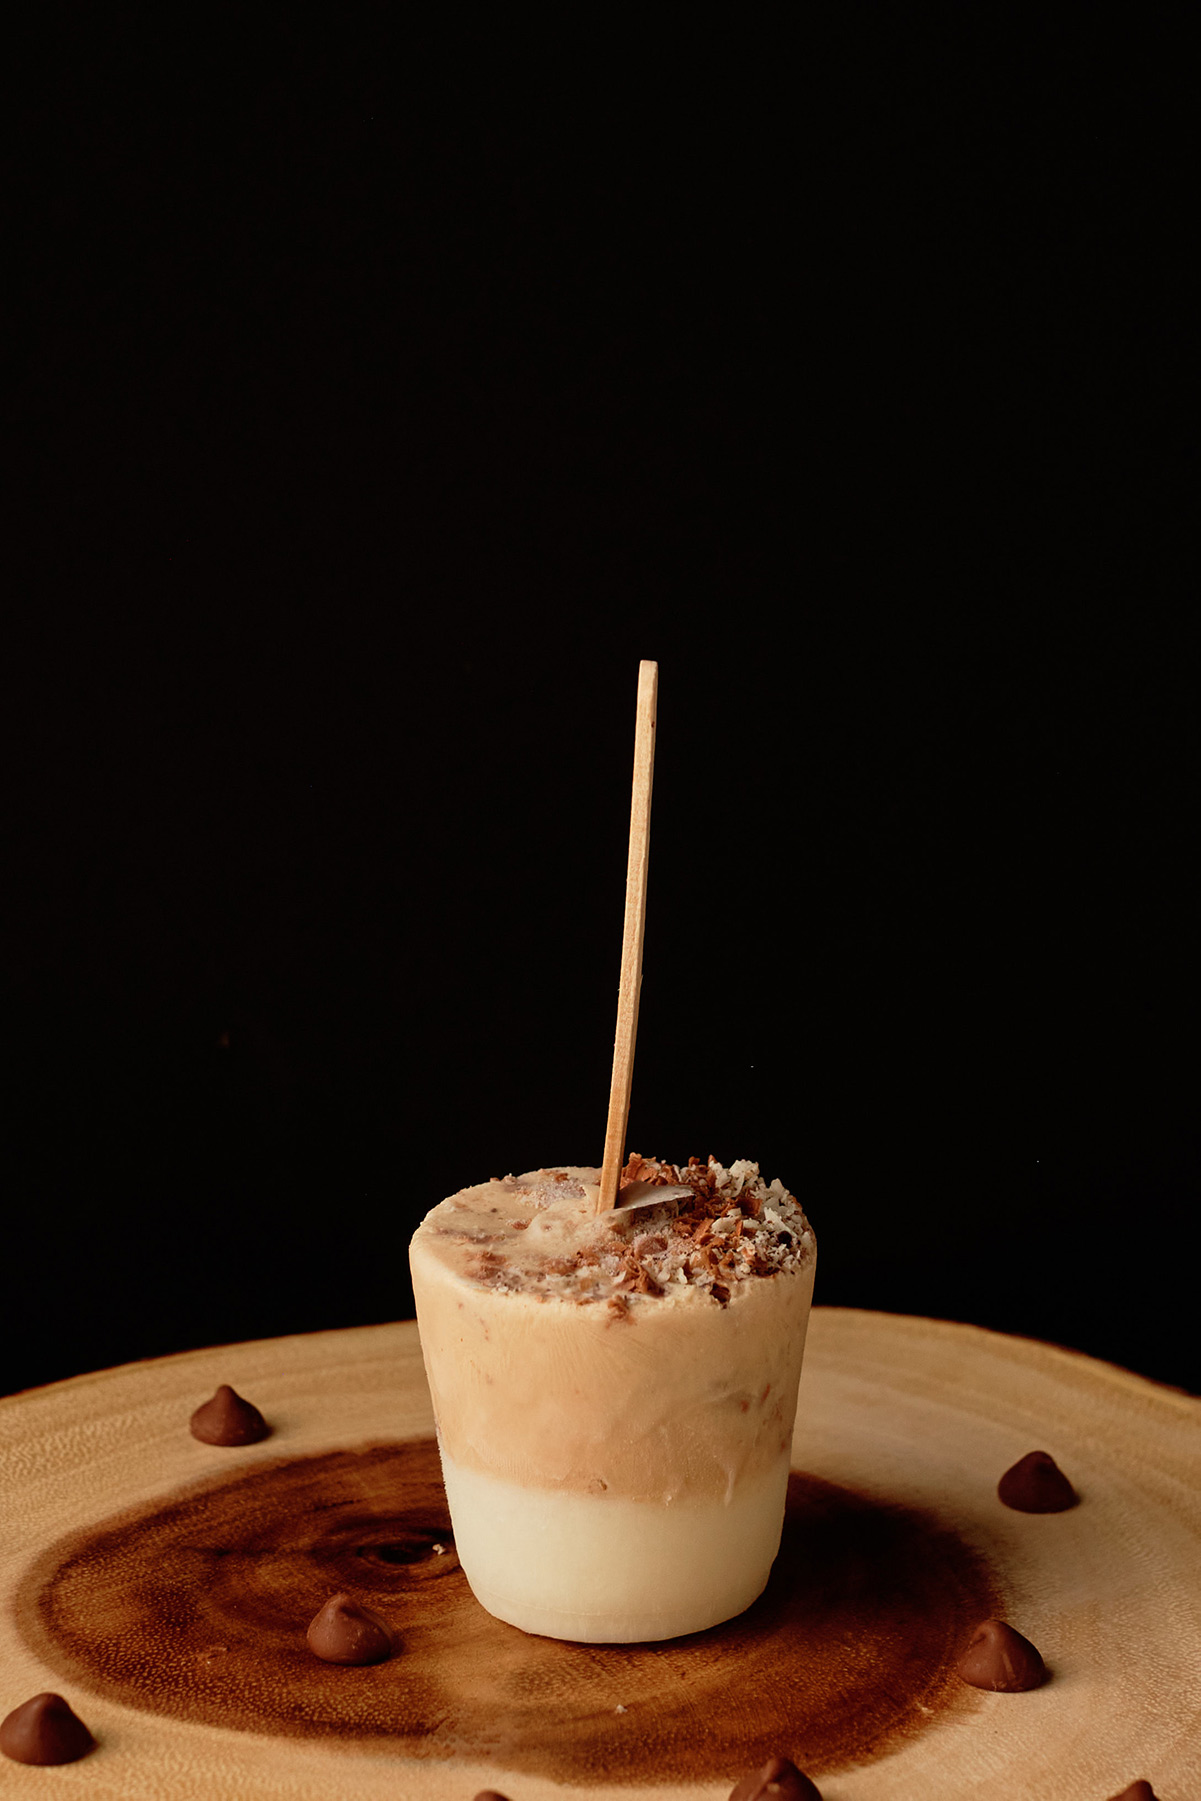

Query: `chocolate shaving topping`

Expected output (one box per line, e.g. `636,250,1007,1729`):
1107,1783,1159,1800
306,1592,394,1665
729,1753,823,1801
441,1155,813,1307
956,1619,1047,1691
998,1449,1079,1512
189,1384,270,1446
0,1693,96,1766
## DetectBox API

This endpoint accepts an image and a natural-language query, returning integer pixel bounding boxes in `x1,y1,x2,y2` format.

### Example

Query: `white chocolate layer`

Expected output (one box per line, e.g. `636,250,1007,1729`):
440,1448,791,1641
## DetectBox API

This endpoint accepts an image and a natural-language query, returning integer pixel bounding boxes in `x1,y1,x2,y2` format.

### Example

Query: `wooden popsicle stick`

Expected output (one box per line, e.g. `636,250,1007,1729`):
597,660,658,1213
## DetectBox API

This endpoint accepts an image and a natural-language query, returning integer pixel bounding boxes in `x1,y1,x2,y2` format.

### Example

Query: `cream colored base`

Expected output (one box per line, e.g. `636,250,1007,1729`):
438,1449,790,1642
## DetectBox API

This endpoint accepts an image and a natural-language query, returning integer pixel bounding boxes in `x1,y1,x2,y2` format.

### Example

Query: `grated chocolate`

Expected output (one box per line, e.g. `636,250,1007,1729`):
438,1156,814,1308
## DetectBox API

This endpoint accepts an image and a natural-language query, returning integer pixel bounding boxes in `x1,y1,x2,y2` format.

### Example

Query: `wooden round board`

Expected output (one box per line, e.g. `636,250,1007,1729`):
2,1307,1199,1800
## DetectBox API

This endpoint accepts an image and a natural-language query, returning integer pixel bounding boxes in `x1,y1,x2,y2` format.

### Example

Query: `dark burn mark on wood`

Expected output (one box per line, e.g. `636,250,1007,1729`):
15,1441,998,1783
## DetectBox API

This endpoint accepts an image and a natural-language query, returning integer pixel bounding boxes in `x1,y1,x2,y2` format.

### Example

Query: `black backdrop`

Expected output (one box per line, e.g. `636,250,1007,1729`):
3,17,1196,1397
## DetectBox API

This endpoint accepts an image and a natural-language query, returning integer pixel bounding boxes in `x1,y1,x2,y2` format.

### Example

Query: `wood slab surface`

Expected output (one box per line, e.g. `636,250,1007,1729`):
2,1307,1199,1800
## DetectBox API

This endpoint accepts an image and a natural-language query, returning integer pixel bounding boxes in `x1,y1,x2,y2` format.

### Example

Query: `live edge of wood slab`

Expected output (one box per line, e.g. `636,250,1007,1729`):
1,1309,1199,1801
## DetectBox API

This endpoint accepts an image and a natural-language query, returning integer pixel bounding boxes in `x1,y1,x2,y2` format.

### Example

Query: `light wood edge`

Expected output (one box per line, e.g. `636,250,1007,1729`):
0,1321,420,1417
4,1307,1193,1421
808,1306,1201,1417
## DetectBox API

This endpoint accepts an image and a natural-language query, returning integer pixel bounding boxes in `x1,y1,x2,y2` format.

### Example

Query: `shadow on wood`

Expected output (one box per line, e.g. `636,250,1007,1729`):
16,1439,996,1783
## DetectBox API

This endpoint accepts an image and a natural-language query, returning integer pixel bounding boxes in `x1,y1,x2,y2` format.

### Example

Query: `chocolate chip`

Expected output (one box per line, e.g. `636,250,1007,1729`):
190,1384,270,1446
998,1450,1078,1512
306,1593,394,1664
0,1693,95,1765
474,1792,513,1801
1107,1784,1158,1800
729,1753,823,1801
956,1620,1047,1691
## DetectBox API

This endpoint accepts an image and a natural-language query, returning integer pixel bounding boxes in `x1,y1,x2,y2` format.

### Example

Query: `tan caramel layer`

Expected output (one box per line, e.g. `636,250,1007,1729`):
409,1161,816,1503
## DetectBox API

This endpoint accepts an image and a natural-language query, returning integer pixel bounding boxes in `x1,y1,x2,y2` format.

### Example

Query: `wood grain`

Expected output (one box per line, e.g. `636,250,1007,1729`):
2,1309,1199,1800
14,1445,996,1773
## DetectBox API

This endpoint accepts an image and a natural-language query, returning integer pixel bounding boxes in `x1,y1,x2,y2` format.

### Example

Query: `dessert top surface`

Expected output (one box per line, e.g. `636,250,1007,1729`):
411,1155,815,1308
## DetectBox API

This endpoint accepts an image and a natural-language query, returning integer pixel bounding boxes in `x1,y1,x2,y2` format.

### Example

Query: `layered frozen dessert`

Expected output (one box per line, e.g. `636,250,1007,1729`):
409,1155,816,1642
